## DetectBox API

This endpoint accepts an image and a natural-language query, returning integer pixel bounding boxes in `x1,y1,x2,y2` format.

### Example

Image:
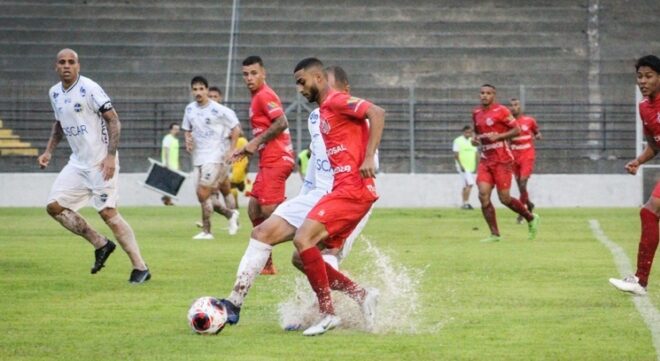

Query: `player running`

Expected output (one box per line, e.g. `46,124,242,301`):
37,48,150,283
217,64,377,334
183,76,240,239
509,98,542,223
609,55,660,296
232,56,295,275
472,84,540,243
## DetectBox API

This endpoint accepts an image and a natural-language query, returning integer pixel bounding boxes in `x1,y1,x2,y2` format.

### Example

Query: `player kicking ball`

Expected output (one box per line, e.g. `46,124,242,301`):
217,59,385,336
610,55,660,296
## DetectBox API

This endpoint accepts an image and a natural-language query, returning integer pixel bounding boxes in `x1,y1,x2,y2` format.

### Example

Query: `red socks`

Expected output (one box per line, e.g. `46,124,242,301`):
520,190,529,209
251,217,265,227
325,263,365,303
300,247,334,315
507,198,534,222
636,207,659,287
482,203,500,236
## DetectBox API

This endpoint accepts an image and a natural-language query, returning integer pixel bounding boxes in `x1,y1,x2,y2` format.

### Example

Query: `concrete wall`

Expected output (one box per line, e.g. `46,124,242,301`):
0,172,640,208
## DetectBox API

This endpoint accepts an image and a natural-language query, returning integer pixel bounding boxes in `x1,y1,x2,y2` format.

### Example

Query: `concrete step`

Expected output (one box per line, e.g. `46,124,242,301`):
0,3,234,20
0,148,38,156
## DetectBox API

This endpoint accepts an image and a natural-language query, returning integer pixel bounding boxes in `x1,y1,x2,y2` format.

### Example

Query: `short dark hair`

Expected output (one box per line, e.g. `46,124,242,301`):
242,55,263,67
191,76,208,88
481,83,496,90
462,125,472,132
294,57,324,73
208,86,222,95
635,55,660,74
169,122,179,130
326,65,349,86
510,97,519,102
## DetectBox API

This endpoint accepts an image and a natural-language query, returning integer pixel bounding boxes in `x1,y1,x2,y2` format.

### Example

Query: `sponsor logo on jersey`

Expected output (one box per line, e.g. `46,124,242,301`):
346,97,363,112
310,111,319,124
320,119,331,134
327,144,347,156
63,125,88,137
332,165,351,174
267,101,280,111
316,158,331,172
73,103,82,112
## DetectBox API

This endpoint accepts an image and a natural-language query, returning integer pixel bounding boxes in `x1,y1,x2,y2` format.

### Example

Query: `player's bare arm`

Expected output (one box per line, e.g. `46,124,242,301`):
360,104,385,178
224,125,241,163
626,136,660,175
232,115,288,161
38,121,64,169
488,123,520,142
184,131,193,153
101,109,120,180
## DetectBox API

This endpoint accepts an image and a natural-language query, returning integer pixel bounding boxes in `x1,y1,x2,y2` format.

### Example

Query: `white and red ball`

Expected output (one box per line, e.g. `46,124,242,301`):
187,296,228,335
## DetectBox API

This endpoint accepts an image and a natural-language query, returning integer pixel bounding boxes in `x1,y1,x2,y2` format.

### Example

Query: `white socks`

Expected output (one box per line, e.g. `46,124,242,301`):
227,238,273,307
106,214,147,270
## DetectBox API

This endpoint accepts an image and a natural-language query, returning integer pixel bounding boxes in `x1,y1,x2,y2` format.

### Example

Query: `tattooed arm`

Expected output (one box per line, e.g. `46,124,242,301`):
232,115,288,161
101,108,121,180
37,121,64,169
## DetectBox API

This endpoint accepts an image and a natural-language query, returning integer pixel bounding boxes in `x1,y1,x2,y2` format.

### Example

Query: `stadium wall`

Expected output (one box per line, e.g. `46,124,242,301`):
0,173,638,208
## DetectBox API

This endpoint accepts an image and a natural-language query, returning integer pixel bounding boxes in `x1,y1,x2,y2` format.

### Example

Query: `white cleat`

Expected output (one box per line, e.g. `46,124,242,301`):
361,288,379,331
228,210,240,236
302,315,341,336
192,231,214,240
609,275,647,296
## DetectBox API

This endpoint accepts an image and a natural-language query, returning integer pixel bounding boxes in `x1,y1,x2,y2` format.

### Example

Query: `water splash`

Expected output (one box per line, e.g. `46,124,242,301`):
277,236,432,334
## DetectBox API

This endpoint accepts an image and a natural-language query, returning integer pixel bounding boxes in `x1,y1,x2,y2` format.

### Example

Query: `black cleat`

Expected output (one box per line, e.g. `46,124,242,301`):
129,268,151,284
219,299,241,325
91,239,116,274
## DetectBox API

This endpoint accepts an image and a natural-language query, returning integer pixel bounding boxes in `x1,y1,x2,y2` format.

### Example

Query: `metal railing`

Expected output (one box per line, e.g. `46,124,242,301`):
0,95,640,174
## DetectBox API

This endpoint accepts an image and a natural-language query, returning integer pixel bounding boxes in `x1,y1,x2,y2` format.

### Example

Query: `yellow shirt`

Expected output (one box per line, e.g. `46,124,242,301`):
230,137,249,183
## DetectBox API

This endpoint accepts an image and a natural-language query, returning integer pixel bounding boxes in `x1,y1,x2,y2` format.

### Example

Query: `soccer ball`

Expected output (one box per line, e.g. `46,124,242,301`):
187,296,228,335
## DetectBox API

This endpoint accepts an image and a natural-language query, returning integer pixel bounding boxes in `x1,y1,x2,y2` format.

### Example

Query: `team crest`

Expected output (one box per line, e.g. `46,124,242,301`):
320,119,331,134
73,103,82,112
522,125,529,131
99,193,108,203
53,92,59,99
310,112,319,124
211,108,219,115
486,117,494,126
80,86,86,97
205,118,211,124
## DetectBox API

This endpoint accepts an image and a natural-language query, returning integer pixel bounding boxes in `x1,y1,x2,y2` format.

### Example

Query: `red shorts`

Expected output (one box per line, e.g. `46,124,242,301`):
476,161,513,190
307,187,378,249
249,164,294,205
513,157,535,179
652,181,660,198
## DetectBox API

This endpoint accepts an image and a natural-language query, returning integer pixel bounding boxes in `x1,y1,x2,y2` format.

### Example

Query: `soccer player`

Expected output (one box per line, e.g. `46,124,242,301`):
453,125,478,209
37,48,150,283
218,60,383,336
609,55,660,296
160,122,180,206
509,98,542,223
231,56,295,275
472,84,539,243
183,76,240,239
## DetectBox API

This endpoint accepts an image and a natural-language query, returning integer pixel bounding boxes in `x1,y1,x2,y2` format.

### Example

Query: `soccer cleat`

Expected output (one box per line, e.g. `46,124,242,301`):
466,204,474,210
302,314,341,336
219,299,241,325
129,268,151,284
527,213,540,240
283,324,302,331
479,234,501,243
91,239,116,274
361,288,379,331
609,276,647,296
228,210,240,235
193,231,214,240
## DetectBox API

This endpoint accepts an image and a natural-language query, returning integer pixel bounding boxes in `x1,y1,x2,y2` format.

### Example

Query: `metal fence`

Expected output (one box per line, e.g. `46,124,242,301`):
0,95,641,174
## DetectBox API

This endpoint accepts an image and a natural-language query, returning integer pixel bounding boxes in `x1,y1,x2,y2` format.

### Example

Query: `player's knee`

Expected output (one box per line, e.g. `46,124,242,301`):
99,207,118,222
498,193,512,205
46,202,63,217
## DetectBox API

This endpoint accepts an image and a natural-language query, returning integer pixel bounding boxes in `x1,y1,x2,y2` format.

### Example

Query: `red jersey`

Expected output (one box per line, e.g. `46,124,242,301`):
472,103,517,163
249,83,294,166
510,115,539,159
640,94,660,147
319,90,377,198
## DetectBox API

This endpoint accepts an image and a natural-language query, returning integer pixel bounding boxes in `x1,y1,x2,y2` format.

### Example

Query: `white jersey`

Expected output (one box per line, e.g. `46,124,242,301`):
182,100,239,166
300,108,334,195
49,75,113,169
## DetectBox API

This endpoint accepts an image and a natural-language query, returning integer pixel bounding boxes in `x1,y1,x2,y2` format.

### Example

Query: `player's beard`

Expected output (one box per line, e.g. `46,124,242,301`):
305,85,319,103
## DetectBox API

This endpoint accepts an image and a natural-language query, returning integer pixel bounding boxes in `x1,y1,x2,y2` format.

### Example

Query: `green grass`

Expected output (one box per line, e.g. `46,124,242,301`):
0,207,657,360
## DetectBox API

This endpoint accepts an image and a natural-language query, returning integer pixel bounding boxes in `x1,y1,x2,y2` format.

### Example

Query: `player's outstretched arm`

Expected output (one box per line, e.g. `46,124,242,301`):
360,104,385,178
101,109,120,180
38,121,64,169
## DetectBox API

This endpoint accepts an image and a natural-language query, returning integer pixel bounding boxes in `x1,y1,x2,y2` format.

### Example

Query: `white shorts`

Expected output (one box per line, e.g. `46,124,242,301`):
47,162,119,211
194,163,229,188
273,189,327,228
459,171,476,187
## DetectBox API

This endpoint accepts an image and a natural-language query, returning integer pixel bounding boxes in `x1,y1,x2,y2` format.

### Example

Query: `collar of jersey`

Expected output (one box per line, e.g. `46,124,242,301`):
61,76,81,93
